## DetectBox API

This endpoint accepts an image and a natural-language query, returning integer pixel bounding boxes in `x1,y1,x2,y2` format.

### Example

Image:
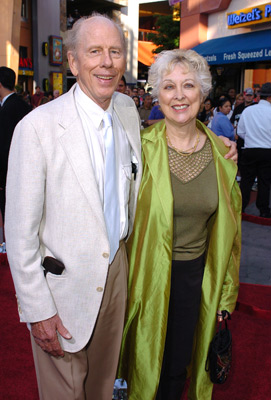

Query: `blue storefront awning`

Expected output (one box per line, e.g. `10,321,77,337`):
193,29,271,65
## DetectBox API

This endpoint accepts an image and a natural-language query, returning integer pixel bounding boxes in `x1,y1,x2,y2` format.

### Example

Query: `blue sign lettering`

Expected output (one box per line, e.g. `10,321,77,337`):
265,5,271,17
228,7,263,26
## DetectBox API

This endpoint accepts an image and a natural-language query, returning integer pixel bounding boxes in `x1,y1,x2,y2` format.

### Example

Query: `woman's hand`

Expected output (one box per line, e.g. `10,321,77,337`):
219,136,238,163
217,310,231,322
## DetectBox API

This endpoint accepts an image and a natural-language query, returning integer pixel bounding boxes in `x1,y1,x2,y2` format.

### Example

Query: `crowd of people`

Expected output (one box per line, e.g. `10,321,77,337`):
197,84,271,218
19,86,61,109
116,74,165,128
0,11,269,400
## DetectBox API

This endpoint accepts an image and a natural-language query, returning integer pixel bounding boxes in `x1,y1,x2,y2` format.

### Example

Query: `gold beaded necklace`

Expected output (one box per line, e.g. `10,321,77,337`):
166,130,200,156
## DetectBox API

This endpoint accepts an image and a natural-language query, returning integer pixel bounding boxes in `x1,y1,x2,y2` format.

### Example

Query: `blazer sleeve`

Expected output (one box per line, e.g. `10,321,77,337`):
218,180,242,313
5,116,57,323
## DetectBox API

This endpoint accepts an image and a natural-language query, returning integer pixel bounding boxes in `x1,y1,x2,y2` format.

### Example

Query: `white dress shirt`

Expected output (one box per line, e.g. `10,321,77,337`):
74,84,132,240
237,99,271,148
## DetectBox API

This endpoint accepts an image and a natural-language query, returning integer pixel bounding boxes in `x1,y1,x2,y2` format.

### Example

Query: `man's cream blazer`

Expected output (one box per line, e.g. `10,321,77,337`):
5,84,142,353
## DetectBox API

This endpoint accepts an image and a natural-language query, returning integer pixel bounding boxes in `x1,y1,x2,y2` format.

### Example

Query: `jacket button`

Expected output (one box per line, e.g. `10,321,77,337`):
102,252,109,258
96,287,103,292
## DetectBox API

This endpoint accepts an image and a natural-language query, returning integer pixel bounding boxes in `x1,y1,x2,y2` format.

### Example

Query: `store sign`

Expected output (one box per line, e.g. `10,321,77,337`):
18,69,34,76
19,57,33,69
227,3,271,28
49,36,63,66
168,0,183,5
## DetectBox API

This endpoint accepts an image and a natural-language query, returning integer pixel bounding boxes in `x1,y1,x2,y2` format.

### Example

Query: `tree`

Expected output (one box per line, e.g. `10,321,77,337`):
148,14,180,54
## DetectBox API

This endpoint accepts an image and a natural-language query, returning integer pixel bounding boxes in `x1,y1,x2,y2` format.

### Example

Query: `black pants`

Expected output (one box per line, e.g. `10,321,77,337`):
156,254,205,400
240,148,271,214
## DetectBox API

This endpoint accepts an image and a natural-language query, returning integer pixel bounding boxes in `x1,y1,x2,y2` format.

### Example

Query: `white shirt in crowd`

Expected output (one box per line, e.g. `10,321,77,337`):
237,99,271,149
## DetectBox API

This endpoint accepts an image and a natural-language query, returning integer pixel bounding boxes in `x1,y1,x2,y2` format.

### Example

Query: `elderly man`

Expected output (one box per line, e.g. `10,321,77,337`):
5,14,142,400
238,82,271,218
6,13,237,400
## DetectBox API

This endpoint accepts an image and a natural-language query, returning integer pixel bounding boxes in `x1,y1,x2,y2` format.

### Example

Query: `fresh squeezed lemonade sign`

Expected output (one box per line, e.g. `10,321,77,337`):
227,3,271,28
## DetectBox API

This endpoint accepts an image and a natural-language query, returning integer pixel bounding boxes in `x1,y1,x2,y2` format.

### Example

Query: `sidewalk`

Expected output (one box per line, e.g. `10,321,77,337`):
239,193,271,286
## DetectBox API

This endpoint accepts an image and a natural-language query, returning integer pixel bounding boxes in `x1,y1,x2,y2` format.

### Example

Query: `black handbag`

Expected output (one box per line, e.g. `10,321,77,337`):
205,311,232,384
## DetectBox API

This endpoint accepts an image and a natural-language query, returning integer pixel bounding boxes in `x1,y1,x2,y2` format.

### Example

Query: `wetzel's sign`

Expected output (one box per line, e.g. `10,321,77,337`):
227,3,271,28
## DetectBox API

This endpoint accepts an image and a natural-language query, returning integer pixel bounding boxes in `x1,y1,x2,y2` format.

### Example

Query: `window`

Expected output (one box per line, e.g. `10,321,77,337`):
21,0,28,21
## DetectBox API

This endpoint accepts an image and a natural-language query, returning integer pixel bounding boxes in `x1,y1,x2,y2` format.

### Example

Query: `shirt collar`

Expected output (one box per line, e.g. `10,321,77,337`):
1,92,15,106
74,83,114,130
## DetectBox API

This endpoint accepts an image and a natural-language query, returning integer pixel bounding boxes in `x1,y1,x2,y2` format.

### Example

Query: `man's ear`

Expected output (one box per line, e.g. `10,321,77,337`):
67,51,78,77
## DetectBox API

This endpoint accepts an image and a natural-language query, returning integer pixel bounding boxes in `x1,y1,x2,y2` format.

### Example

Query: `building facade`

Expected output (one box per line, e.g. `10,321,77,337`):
180,0,271,95
0,0,174,94
0,0,64,94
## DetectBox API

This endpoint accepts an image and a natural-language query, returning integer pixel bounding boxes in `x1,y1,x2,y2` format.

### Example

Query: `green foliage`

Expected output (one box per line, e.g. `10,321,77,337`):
148,14,180,54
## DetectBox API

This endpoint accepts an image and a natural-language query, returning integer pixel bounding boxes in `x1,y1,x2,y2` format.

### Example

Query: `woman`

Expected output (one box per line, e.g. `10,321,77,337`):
197,97,214,126
211,97,235,140
132,95,140,109
118,49,241,400
234,93,244,109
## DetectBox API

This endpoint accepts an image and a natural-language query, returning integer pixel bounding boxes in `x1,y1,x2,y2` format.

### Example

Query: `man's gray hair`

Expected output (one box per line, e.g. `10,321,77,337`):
148,49,212,100
64,13,127,57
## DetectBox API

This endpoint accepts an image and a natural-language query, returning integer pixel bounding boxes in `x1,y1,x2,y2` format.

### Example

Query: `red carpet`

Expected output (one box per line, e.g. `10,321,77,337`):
212,283,271,400
0,263,38,400
182,283,271,400
1,263,271,399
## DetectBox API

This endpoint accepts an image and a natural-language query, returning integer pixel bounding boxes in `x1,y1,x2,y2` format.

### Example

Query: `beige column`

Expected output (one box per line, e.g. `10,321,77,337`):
0,0,21,81
180,0,232,49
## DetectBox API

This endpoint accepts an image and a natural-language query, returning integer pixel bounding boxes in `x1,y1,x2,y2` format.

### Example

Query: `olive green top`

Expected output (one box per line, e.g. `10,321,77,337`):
169,138,218,260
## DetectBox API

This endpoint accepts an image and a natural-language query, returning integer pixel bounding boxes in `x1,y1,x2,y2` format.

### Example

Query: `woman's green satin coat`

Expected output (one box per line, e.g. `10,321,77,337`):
119,120,242,400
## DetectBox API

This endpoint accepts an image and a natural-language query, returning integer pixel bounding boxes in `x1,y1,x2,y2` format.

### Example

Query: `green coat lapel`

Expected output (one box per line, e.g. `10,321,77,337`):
141,120,173,226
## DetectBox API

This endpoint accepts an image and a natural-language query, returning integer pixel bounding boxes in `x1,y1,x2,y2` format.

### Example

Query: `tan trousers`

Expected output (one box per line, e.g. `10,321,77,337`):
31,241,128,400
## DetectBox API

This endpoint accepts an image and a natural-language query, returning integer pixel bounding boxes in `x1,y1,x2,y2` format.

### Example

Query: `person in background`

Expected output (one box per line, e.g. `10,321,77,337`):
253,87,261,103
212,95,233,120
152,97,159,107
125,87,132,96
238,82,271,218
132,87,138,95
31,85,44,108
0,66,32,224
118,48,241,400
231,87,256,170
132,95,140,109
197,97,214,126
22,90,32,107
39,96,50,105
227,87,236,108
211,97,235,141
234,93,244,110
146,98,164,126
138,92,153,127
230,87,255,126
117,75,127,94
5,14,142,400
53,89,60,99
67,13,75,29
138,87,145,105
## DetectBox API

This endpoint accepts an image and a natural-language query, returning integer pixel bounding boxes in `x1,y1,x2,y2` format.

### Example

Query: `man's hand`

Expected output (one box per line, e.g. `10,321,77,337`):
31,314,72,357
219,136,238,163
